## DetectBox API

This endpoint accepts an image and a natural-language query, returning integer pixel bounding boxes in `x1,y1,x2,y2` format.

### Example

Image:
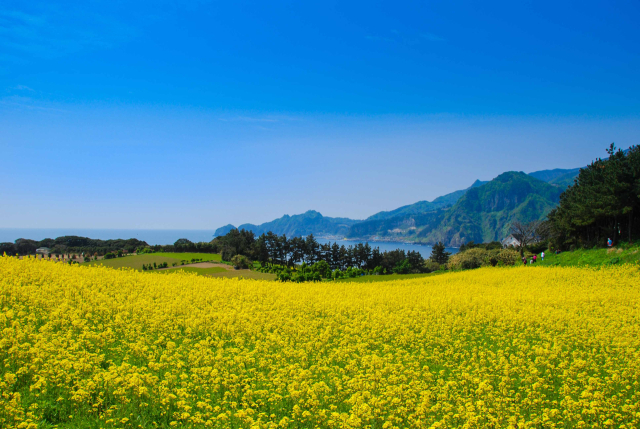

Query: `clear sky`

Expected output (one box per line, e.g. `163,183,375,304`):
1,0,639,229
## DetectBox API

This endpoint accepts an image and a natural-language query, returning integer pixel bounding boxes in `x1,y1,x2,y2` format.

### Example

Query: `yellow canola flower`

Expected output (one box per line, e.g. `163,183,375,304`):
1,255,640,428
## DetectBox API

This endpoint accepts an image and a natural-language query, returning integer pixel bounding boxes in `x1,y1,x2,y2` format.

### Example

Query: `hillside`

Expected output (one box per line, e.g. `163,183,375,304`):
216,210,360,238
346,172,563,246
366,180,487,221
538,243,640,267
528,167,579,183
213,224,236,237
347,209,447,240
528,167,580,188
420,172,563,246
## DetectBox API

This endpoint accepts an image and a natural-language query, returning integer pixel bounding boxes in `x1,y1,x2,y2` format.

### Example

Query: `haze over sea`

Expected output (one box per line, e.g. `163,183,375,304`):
0,229,457,257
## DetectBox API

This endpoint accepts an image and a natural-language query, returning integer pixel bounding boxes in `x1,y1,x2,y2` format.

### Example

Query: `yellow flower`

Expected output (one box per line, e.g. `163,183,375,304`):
0,255,639,427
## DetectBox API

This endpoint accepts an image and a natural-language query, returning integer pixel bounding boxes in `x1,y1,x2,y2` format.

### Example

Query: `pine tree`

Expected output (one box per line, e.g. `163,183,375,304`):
430,242,451,264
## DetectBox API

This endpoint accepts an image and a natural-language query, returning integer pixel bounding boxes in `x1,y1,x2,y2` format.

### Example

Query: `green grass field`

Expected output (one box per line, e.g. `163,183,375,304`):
83,252,221,271
538,243,640,267
153,252,222,262
83,253,277,280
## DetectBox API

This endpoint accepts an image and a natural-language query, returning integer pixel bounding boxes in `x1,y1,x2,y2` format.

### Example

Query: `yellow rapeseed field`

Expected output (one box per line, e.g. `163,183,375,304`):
1,256,639,428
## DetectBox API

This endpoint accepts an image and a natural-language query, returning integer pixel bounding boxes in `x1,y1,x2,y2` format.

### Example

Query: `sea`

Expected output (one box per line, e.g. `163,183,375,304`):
0,228,458,258
315,238,458,257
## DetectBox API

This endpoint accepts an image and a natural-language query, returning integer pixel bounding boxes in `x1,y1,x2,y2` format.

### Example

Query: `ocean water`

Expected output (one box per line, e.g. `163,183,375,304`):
316,238,458,258
0,229,458,257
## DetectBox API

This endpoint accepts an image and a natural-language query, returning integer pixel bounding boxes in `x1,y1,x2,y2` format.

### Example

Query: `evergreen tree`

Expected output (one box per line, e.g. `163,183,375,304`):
548,144,640,248
430,242,451,264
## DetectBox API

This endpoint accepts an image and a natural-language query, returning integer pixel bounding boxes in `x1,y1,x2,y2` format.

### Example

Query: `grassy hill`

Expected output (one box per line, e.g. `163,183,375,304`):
83,252,221,270
539,243,640,267
82,252,277,280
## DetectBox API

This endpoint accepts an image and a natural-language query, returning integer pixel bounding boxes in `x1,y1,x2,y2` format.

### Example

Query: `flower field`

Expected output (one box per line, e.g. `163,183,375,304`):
1,256,640,428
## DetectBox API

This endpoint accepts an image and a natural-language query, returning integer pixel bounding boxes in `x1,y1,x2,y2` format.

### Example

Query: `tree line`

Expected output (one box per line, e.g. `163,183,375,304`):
548,144,640,249
0,236,149,257
214,228,452,275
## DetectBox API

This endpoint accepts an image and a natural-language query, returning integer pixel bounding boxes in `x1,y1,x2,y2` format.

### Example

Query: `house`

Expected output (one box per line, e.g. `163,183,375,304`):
35,247,51,255
501,235,520,248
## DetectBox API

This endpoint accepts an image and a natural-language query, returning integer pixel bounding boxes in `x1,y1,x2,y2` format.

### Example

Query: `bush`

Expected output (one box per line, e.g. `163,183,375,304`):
393,260,412,274
231,255,252,270
423,260,441,273
496,249,520,266
448,248,520,270
448,248,486,270
104,253,116,260
312,260,332,278
526,240,548,255
277,272,292,282
84,256,90,263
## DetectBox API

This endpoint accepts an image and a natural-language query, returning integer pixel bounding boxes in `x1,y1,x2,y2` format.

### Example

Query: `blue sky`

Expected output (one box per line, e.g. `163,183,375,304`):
1,0,639,229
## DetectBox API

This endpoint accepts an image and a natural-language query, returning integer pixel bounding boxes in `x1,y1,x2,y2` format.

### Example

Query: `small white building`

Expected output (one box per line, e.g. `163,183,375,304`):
501,235,520,248
36,247,51,255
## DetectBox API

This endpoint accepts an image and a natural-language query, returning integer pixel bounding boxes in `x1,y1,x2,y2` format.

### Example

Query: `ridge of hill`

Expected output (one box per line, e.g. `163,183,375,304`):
215,210,360,238
345,172,563,246
418,172,563,246
527,167,580,183
366,180,487,221
213,224,236,237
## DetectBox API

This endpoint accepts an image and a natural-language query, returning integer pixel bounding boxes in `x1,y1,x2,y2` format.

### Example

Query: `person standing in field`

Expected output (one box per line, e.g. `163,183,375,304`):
533,254,537,263
541,251,545,261
608,238,613,247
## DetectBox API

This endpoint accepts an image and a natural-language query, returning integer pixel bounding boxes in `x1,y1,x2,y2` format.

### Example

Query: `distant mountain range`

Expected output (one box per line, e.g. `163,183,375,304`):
214,210,359,238
365,180,488,221
215,167,581,246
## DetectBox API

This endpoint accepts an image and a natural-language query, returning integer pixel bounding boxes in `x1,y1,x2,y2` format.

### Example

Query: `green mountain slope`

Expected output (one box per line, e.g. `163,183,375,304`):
547,169,580,188
347,209,447,240
366,180,487,221
213,224,236,237
346,172,563,246
421,172,563,246
528,168,579,183
222,210,360,238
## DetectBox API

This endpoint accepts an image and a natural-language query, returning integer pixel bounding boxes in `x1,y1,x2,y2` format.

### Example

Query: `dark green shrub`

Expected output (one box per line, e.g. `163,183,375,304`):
231,255,252,269
423,260,441,273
